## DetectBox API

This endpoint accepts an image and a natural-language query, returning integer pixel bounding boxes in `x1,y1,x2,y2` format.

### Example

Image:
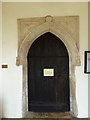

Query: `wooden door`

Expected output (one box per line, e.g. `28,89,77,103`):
27,32,70,112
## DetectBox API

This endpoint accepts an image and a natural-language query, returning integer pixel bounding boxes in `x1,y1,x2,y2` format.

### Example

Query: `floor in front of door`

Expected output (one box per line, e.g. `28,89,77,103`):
1,118,89,120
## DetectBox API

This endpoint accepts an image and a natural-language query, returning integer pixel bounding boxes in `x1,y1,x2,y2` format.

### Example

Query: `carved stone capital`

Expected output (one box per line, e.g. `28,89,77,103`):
72,56,81,66
16,57,20,66
76,56,81,66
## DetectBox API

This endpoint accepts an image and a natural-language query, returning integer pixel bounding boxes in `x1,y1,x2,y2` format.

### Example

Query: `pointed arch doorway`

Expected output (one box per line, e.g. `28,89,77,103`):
27,32,70,112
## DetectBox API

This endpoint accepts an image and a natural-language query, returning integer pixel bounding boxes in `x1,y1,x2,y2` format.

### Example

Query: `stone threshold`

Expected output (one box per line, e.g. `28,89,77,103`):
1,118,90,120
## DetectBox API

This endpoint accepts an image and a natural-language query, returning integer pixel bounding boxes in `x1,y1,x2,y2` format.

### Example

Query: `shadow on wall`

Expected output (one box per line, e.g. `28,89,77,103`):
0,98,2,119
0,71,2,119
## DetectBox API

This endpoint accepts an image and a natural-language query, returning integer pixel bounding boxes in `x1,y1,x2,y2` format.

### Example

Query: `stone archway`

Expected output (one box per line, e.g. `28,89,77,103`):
16,16,81,118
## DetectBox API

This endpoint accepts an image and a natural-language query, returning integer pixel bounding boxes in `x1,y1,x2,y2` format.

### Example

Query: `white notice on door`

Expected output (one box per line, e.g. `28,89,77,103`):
43,68,54,76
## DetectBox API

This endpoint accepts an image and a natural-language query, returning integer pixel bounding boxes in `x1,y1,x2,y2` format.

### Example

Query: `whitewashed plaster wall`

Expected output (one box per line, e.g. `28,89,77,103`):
2,2,88,118
88,1,90,117
0,2,2,119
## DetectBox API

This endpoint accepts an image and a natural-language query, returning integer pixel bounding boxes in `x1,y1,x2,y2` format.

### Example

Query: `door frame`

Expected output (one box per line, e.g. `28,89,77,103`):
16,16,81,118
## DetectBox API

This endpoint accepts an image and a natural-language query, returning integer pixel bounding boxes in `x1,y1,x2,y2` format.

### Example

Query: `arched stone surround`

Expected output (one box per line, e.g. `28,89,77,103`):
16,16,81,118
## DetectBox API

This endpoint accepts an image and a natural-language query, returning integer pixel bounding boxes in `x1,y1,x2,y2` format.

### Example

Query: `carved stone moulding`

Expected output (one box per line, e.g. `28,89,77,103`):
16,15,81,118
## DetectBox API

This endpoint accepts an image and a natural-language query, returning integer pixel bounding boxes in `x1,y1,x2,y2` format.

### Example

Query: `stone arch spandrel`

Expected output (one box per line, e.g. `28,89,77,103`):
17,21,80,66
16,16,81,118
